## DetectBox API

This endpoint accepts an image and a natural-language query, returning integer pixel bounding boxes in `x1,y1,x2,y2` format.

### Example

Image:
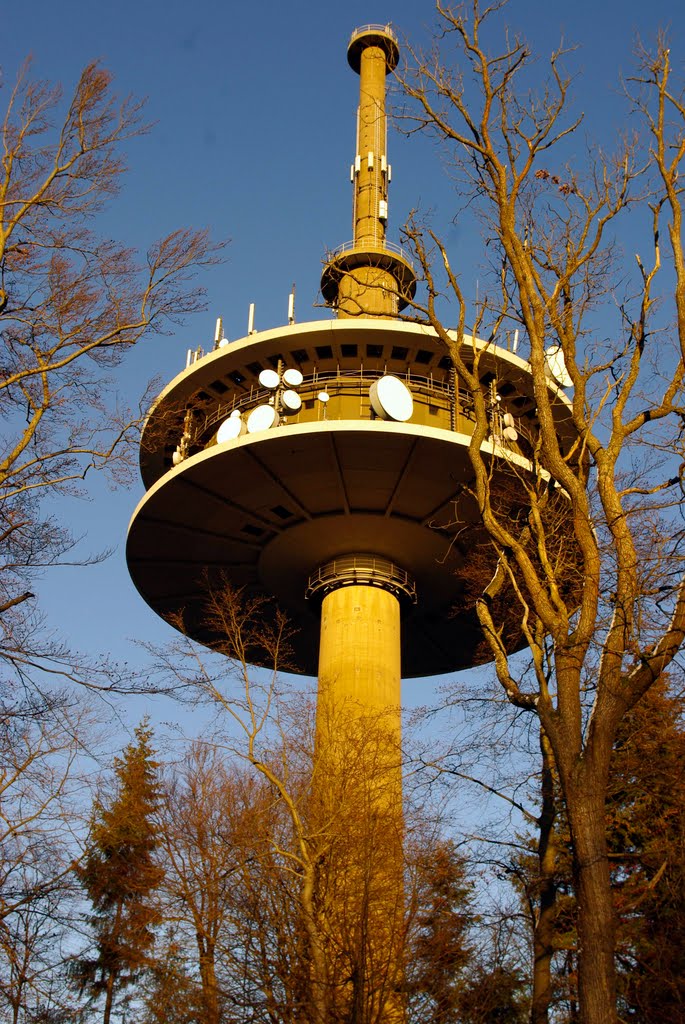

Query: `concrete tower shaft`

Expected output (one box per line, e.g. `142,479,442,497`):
321,25,416,319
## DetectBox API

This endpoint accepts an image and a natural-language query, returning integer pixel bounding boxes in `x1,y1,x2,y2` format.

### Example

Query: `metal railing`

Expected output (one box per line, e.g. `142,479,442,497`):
325,238,415,270
349,24,397,45
306,555,416,603
192,367,459,443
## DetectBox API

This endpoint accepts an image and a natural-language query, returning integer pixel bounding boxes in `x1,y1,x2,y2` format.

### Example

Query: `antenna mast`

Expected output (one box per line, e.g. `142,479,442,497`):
321,25,416,319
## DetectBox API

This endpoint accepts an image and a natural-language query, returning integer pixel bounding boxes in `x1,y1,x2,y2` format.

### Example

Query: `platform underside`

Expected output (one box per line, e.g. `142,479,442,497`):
127,421,535,678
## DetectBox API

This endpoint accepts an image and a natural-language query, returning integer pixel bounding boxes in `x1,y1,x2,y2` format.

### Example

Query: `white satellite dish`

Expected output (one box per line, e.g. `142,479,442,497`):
317,391,330,404
258,368,280,390
281,389,302,413
503,425,519,442
217,416,246,443
502,412,515,428
282,367,303,387
247,404,279,433
545,345,573,388
230,408,242,418
369,375,413,422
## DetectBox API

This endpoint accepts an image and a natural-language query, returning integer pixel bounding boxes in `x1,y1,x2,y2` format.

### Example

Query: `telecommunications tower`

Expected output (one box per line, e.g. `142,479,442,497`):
127,23,574,1022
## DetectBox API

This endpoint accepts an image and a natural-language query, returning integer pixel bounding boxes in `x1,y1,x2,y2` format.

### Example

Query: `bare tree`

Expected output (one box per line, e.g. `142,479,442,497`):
0,59,222,685
154,584,466,1024
396,4,685,1022
0,692,102,1023
155,741,274,1024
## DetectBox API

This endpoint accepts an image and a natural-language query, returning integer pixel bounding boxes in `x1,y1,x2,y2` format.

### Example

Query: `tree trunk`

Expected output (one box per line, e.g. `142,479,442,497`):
197,935,220,1024
531,729,558,1024
567,785,617,1024
102,970,115,1024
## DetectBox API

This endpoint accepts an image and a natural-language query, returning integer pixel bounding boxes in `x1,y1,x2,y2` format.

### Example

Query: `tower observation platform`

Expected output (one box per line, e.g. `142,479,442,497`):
126,23,576,1022
128,316,574,676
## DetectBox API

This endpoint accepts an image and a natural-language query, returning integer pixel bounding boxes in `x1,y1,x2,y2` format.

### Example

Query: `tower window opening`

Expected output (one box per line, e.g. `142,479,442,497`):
228,371,246,385
391,346,408,360
415,349,433,365
438,356,452,370
316,345,333,360
267,354,284,368
241,523,264,537
341,344,358,358
271,505,293,520
210,379,229,395
246,361,263,376
366,344,383,358
292,349,308,364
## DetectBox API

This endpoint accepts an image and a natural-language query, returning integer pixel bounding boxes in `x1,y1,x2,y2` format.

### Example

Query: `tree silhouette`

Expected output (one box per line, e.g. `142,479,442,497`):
72,721,164,1024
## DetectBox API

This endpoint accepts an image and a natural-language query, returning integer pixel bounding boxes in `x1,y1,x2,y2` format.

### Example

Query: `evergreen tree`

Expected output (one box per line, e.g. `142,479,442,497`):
512,679,685,1022
608,681,685,1023
71,721,164,1024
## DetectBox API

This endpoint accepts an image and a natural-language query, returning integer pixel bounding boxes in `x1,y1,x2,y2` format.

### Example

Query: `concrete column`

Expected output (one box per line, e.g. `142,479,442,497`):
313,582,405,1023
335,265,399,319
318,583,401,727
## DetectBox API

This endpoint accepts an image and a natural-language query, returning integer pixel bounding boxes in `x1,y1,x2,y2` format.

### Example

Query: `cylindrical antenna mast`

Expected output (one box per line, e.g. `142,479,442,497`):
320,25,416,320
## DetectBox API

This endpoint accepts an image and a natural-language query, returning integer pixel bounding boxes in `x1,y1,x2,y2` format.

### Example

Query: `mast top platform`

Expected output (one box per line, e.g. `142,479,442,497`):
347,24,399,74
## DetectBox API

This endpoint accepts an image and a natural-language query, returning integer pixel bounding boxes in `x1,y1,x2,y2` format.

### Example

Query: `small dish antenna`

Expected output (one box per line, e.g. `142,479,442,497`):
317,391,330,404
281,389,302,413
247,405,279,433
545,345,573,388
217,416,246,443
258,369,281,390
503,425,519,441
369,375,413,422
282,367,304,388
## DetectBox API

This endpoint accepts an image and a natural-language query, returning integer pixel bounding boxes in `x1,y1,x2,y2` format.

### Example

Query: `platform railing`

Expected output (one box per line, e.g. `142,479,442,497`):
192,367,460,442
349,24,398,45
305,554,417,603
324,237,414,269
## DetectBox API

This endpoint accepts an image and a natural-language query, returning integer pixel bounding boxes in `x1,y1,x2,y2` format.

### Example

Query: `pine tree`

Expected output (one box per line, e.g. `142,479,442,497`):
72,721,164,1024
608,681,685,1023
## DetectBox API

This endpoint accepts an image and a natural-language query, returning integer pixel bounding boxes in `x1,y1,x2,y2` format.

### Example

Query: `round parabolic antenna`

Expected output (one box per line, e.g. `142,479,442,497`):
369,375,414,422
258,368,281,390
281,389,302,413
247,404,279,433
545,346,573,388
503,425,519,441
318,391,330,403
282,367,303,387
216,416,245,443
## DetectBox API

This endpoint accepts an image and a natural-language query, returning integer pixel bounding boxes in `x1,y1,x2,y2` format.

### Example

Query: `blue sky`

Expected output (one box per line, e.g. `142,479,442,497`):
4,0,685,738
